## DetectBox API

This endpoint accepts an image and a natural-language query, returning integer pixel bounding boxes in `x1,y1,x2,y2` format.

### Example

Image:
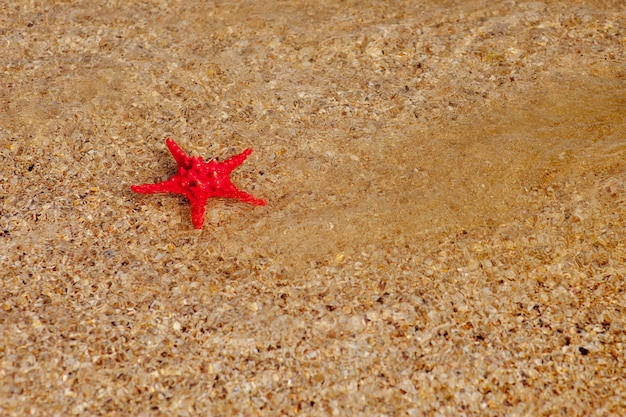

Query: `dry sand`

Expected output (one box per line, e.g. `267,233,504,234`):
2,1,626,415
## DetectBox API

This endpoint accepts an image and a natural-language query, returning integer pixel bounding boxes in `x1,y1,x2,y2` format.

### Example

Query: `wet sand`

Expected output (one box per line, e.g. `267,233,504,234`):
2,1,626,415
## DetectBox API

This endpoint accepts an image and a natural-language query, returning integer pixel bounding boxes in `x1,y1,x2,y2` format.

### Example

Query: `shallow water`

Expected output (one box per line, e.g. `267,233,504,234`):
3,2,626,415
265,75,626,265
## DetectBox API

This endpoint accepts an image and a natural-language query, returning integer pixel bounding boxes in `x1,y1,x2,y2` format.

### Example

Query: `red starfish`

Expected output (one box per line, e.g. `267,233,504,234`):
131,138,266,229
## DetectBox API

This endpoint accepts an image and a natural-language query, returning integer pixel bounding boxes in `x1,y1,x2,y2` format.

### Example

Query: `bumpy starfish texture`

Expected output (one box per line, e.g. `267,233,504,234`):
131,138,266,229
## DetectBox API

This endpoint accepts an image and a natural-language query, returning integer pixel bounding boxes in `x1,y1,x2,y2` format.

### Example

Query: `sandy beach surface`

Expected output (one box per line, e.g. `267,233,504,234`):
2,1,626,415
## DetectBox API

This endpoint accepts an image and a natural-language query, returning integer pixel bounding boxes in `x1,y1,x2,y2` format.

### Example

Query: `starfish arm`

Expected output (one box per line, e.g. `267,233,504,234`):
189,197,208,229
131,176,185,195
166,138,192,169
225,189,267,206
219,148,253,173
